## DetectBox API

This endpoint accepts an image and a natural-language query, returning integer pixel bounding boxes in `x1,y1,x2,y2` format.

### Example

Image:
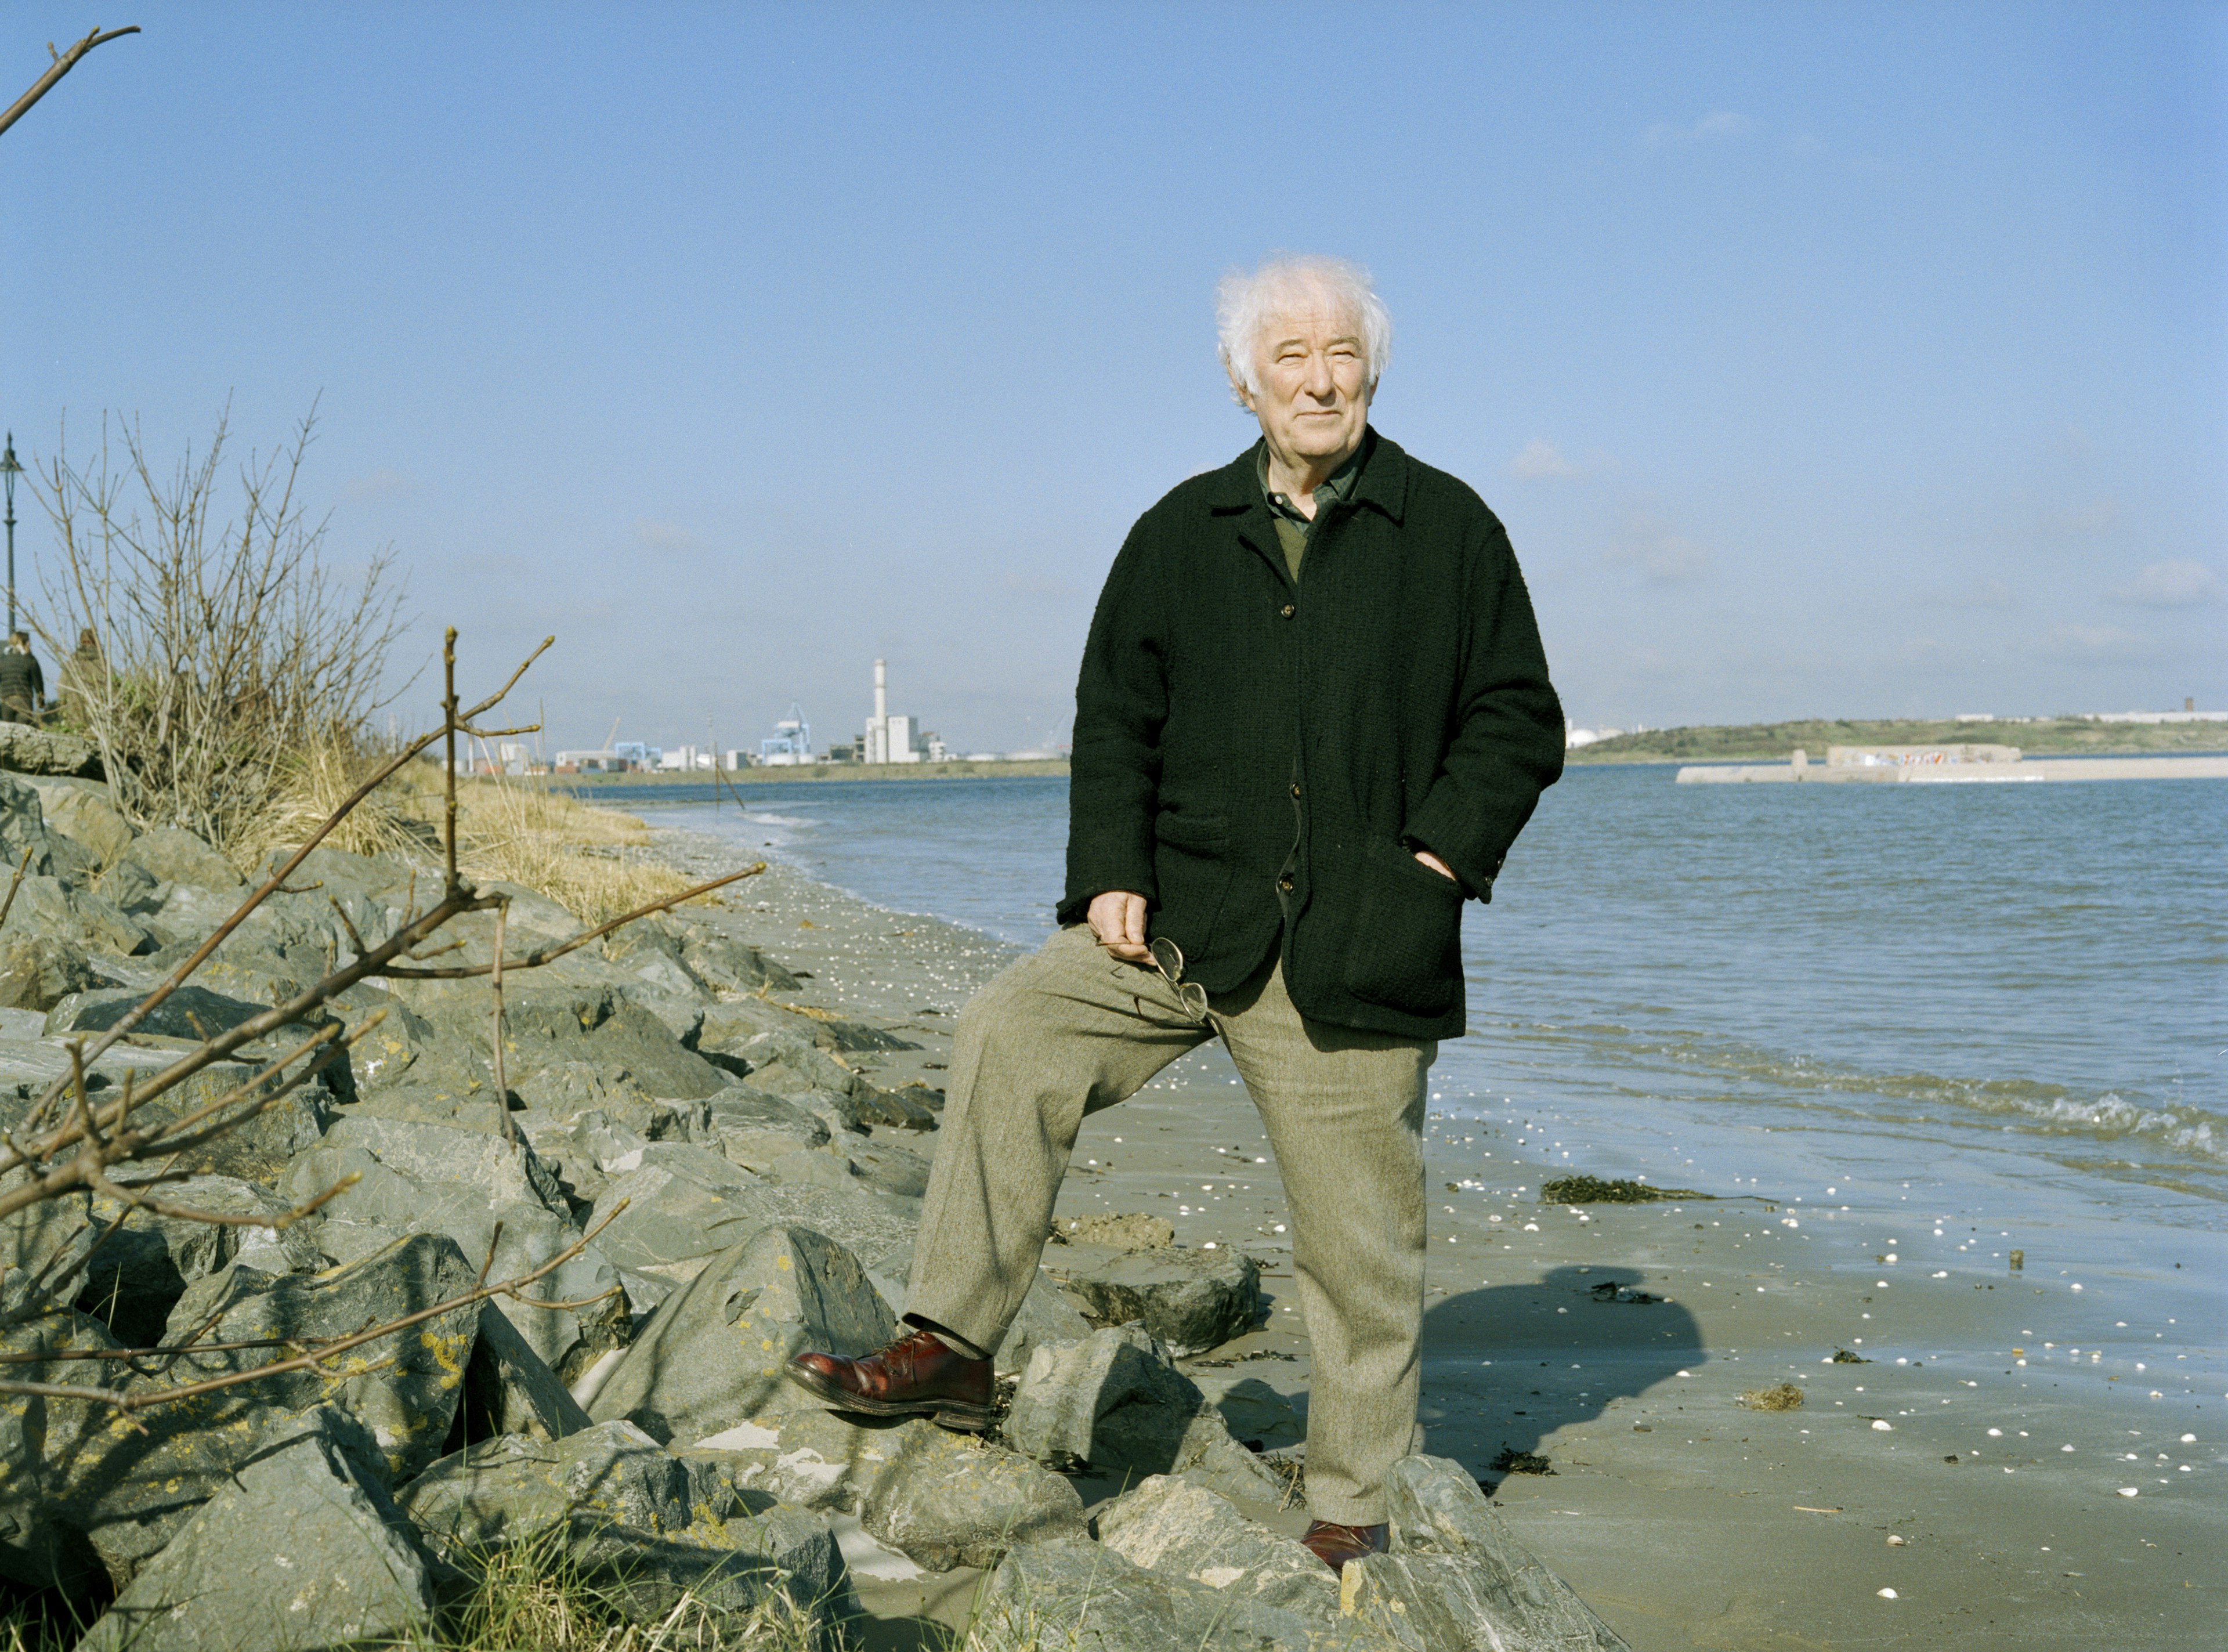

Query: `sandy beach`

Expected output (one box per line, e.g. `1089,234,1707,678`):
651,825,2223,1650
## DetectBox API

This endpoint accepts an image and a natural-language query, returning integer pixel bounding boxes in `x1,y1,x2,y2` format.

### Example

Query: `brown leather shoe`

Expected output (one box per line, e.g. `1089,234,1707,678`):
1300,1520,1389,1573
784,1326,995,1432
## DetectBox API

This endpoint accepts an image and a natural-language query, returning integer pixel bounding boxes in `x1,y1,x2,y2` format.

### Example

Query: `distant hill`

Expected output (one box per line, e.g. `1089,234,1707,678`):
1567,717,2228,764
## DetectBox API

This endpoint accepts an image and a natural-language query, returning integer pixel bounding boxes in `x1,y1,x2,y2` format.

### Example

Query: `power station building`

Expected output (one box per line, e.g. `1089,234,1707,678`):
857,659,942,764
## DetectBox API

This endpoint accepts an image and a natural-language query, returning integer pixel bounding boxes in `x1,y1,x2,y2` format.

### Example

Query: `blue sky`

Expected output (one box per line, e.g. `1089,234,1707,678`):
3,2,2220,752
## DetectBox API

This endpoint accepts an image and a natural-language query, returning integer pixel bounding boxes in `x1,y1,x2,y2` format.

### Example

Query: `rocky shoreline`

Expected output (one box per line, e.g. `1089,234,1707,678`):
0,783,1627,1650
638,816,2222,1652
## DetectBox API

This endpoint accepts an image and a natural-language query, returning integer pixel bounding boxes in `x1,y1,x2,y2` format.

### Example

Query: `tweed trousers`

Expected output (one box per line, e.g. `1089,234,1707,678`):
905,922,1434,1524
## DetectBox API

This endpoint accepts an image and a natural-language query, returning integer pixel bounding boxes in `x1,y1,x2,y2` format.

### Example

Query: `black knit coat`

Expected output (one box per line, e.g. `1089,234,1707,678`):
1059,431,1564,1039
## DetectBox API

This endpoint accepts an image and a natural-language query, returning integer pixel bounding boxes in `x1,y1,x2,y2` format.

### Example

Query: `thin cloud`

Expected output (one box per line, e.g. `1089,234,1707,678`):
344,467,416,499
1644,110,1752,147
1509,439,1579,482
1609,508,1708,584
2111,559,2220,609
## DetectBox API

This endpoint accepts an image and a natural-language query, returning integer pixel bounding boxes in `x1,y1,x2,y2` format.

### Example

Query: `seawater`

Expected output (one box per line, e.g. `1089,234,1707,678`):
608,768,2226,1232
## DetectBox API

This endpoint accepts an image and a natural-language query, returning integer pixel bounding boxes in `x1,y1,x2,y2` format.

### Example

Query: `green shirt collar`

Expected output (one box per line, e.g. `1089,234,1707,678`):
1256,438,1366,528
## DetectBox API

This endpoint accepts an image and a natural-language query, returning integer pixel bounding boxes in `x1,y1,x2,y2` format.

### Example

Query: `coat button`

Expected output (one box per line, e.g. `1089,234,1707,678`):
1290,782,1301,798
1278,874,1296,893
1281,604,1296,619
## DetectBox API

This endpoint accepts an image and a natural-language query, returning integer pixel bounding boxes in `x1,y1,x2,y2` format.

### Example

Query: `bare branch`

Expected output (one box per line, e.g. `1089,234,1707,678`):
0,24,140,140
490,898,515,1145
0,847,31,930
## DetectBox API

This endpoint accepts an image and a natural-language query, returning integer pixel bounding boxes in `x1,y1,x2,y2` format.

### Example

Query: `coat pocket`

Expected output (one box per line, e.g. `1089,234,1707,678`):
1344,837,1466,1015
1150,808,1232,960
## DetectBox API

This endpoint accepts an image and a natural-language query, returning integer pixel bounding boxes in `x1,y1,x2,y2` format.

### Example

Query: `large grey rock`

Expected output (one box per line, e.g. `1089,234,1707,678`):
0,1308,130,1588
2,1186,99,1318
684,1409,912,1512
283,1122,621,1380
0,1235,493,1590
701,1020,865,1102
996,1270,1097,1378
844,1137,931,1197
1006,1328,1286,1506
706,1087,832,1171
462,1302,594,1442
0,932,111,1011
146,1234,484,1484
0,721,102,780
601,920,713,1002
46,983,273,1043
589,1224,896,1443
400,981,728,1100
0,876,154,956
1047,1243,1261,1355
693,1500,857,1636
859,1425,1085,1570
74,1414,437,1652
8,1057,342,1187
1097,1474,1334,1622
0,775,97,890
675,926,801,993
402,1422,852,1640
396,1420,717,1555
977,1536,1328,1651
30,779,134,866
585,1145,768,1277
513,1057,657,1121
299,1114,569,1213
92,858,165,916
337,993,458,1094
1358,1454,1630,1650
77,1173,322,1346
124,826,244,892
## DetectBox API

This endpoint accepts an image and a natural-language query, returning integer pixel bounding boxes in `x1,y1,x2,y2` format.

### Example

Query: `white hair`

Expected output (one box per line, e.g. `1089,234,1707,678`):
1216,254,1392,406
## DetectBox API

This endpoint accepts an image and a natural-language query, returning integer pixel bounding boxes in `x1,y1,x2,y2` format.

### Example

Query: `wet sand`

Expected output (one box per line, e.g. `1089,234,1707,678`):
657,829,2225,1649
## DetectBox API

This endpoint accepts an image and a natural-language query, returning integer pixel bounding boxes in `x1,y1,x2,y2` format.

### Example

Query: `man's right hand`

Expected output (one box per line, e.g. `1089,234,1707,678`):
1086,890,1151,963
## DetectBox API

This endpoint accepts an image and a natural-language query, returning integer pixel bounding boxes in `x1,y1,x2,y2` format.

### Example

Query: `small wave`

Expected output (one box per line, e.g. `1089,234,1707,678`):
1485,1017,2228,1167
743,812,816,828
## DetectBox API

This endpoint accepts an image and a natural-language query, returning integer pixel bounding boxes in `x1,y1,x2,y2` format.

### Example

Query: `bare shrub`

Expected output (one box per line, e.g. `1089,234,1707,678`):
28,403,412,852
0,635,764,1407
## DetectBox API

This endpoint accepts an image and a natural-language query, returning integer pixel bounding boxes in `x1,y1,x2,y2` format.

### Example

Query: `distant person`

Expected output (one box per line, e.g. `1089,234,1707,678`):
57,626,102,728
787,255,1564,1570
0,633,45,725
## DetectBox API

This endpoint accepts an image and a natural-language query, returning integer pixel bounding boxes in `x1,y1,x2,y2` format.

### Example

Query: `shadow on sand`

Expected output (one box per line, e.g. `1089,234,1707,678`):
1420,1263,1704,1491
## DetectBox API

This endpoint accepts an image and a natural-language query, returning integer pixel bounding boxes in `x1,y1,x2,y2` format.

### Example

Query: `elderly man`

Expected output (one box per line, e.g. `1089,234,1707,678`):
789,255,1563,1569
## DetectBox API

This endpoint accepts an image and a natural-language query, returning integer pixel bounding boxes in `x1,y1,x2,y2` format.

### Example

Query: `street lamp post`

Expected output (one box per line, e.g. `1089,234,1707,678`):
0,434,19,637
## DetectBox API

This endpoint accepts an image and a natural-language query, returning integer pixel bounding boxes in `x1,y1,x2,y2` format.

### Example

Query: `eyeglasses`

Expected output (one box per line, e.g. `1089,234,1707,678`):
1148,935,1209,1022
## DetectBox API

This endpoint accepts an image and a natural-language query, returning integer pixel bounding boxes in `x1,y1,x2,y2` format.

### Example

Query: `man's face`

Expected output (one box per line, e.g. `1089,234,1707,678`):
1235,292,1373,466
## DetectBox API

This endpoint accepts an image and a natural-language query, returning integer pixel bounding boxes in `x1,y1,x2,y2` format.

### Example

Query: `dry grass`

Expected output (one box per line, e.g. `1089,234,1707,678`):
411,1524,830,1650
237,742,700,927
1741,1382,1806,1412
231,737,435,872
445,776,697,927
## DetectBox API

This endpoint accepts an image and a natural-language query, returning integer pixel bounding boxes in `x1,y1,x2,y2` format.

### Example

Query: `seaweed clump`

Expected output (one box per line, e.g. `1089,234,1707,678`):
1539,1174,1710,1205
1741,1383,1806,1412
1488,1445,1556,1476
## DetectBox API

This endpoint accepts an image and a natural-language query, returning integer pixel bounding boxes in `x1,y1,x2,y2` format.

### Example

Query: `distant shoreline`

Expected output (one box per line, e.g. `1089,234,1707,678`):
1567,715,2227,765
542,758,1068,788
